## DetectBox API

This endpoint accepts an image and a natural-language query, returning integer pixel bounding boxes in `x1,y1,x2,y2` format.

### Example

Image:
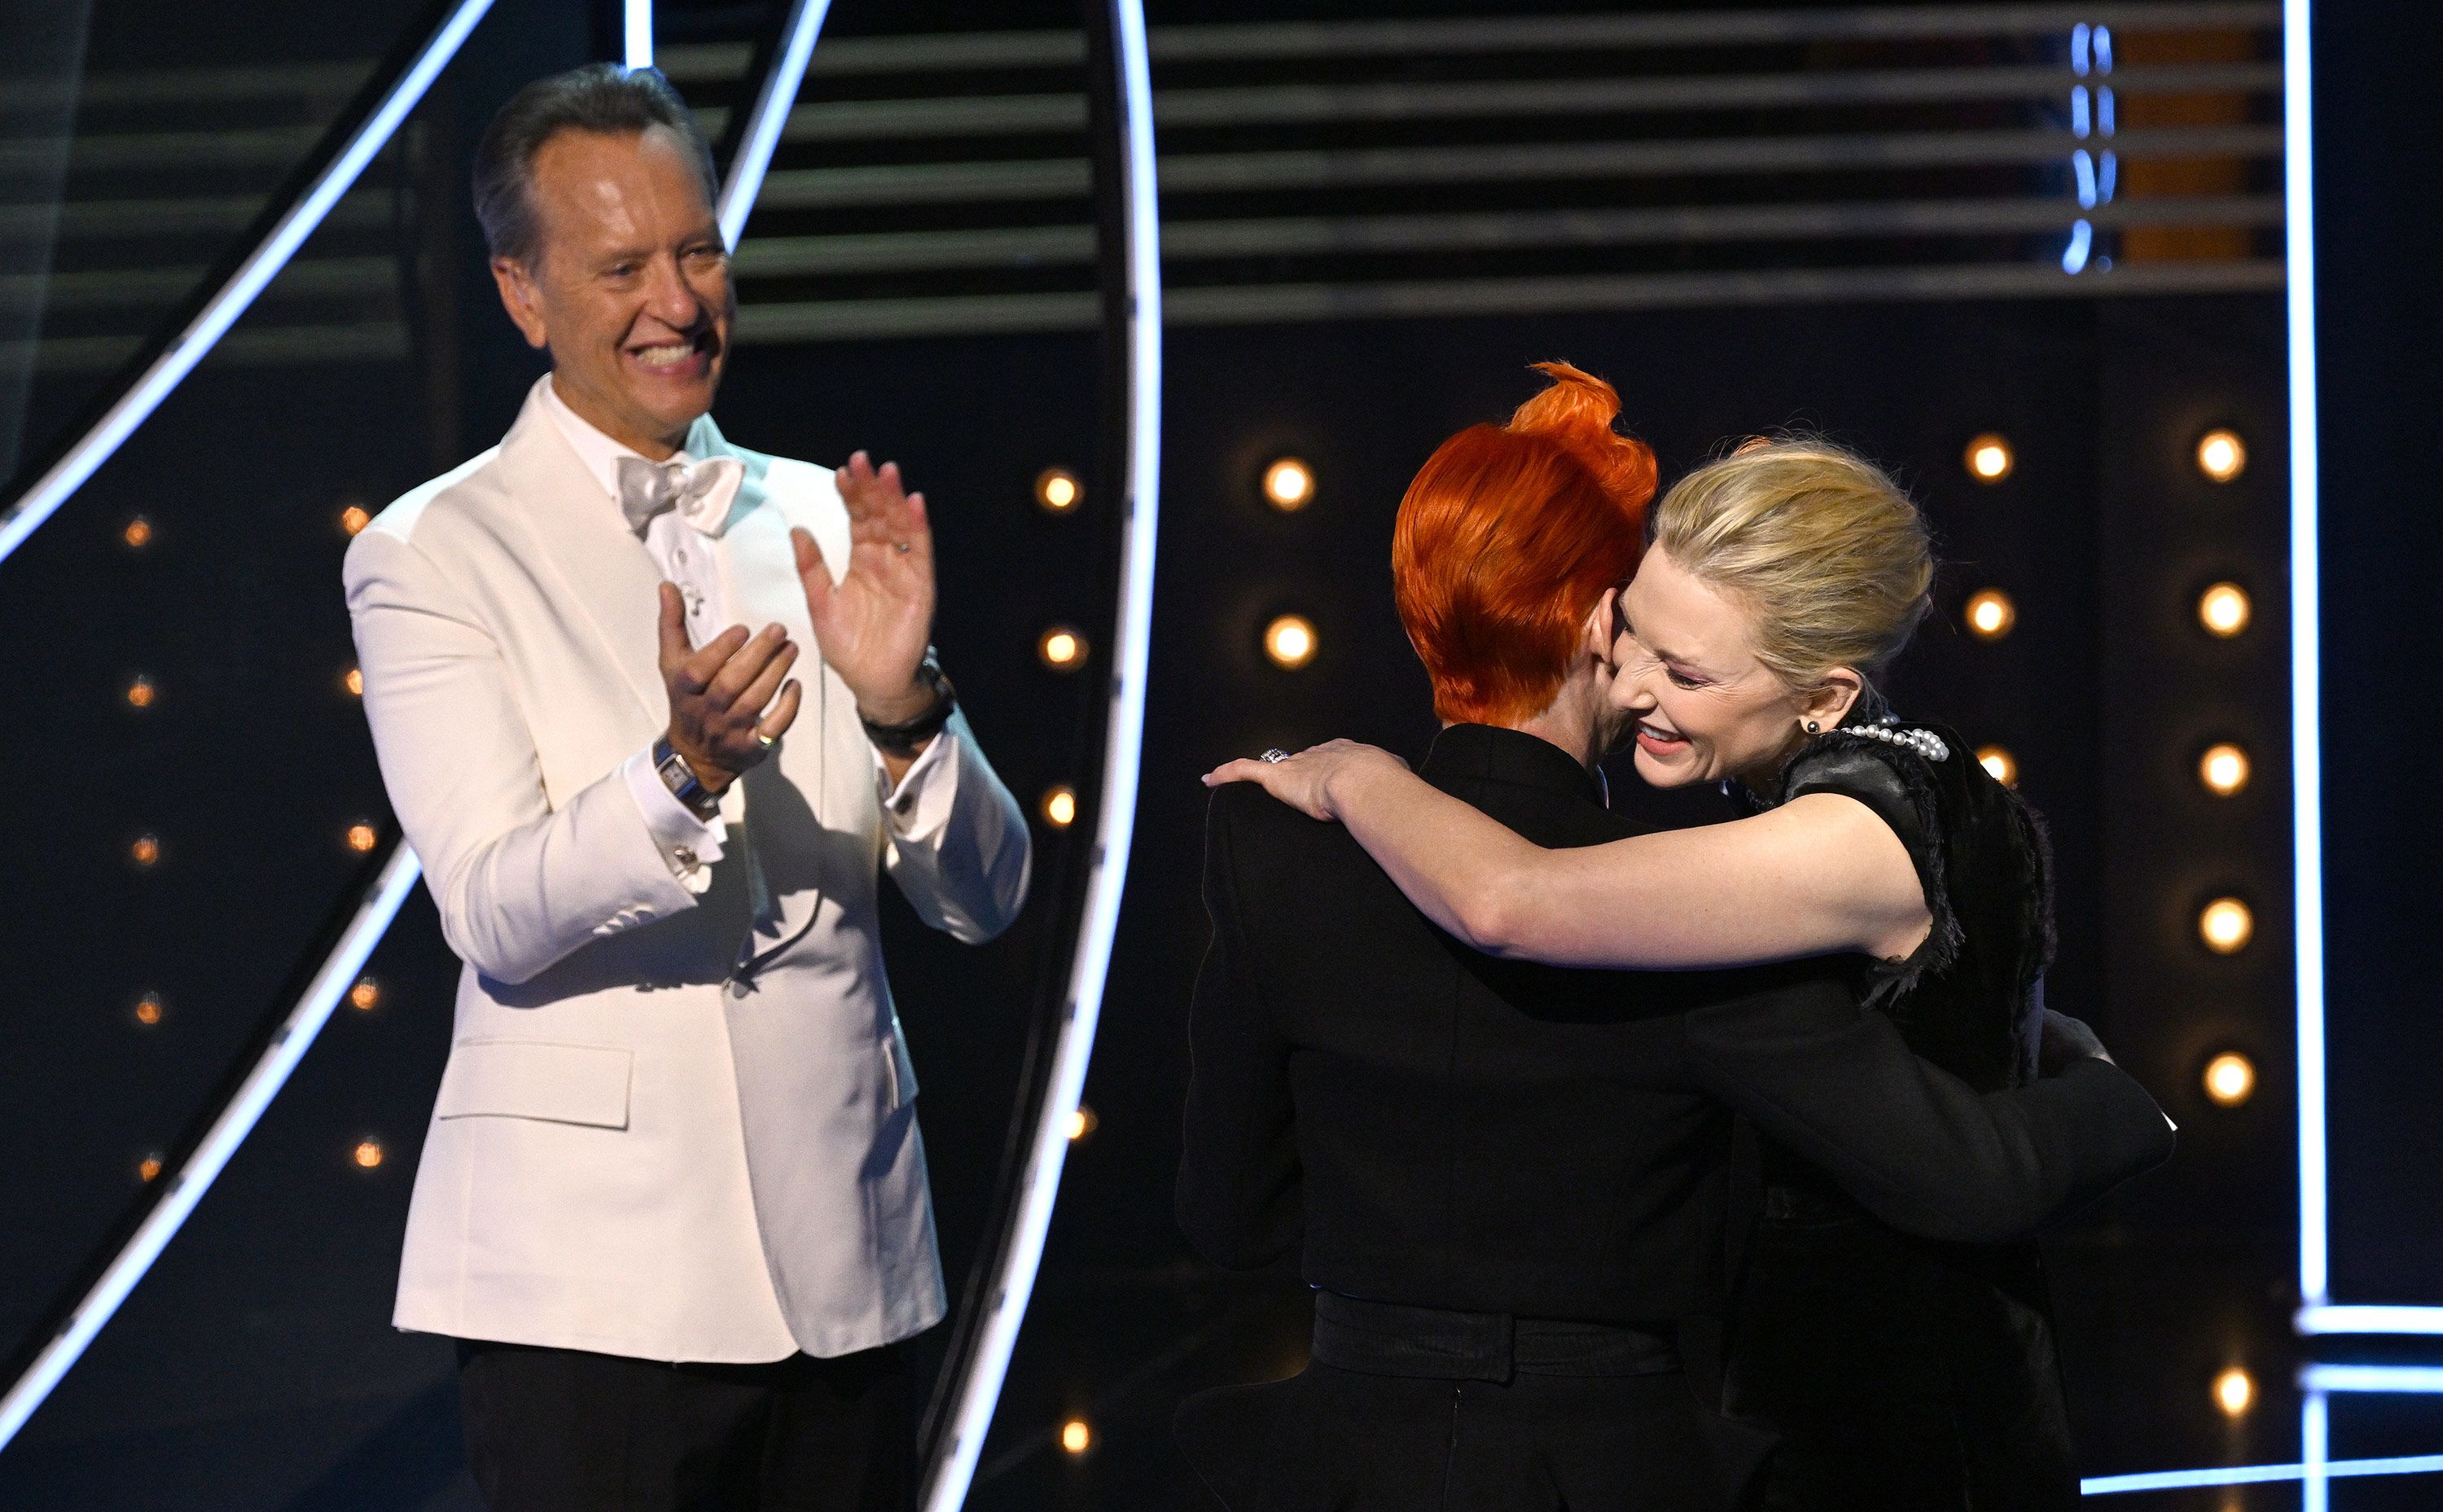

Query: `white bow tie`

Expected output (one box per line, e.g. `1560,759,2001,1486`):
616,454,744,538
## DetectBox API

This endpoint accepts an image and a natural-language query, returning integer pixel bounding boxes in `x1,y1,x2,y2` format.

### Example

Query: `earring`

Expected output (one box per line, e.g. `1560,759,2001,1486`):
1805,720,1822,735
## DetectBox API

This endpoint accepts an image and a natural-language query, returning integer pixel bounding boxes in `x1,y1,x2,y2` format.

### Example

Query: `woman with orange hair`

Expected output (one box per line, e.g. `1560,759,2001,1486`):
1182,368,2173,1510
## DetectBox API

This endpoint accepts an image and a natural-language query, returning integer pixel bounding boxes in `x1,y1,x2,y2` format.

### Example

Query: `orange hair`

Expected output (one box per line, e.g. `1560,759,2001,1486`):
1392,362,1657,725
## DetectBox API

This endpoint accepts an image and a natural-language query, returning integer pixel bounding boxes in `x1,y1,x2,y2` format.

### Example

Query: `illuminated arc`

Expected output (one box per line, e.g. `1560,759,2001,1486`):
717,0,833,249
917,1,1160,1505
0,0,498,569
625,0,654,71
2298,1304,2443,1335
0,846,425,1453
2080,1452,2443,1496
2285,0,2329,1321
2302,1363,2443,1391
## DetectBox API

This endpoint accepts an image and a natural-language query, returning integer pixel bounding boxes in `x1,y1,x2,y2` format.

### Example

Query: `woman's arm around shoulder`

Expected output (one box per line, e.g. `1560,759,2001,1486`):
1207,740,1929,971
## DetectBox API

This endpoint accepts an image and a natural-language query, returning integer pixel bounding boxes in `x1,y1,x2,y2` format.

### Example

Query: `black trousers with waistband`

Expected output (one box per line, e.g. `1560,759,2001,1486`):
1173,1293,1774,1512
454,1338,914,1512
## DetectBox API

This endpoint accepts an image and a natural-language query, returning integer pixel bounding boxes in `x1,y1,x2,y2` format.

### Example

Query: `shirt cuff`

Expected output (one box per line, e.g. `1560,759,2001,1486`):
872,725,958,838
621,745,729,896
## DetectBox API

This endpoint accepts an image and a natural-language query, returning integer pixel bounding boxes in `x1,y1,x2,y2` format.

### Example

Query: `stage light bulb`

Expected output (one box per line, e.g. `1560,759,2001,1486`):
349,979,380,1011
122,515,153,549
1060,1418,1092,1454
2199,743,2250,797
1035,467,1082,514
1066,1105,1099,1141
1976,746,2019,787
2214,1366,2254,1417
2204,1052,2256,1107
134,993,164,1027
138,1156,163,1183
1964,589,2016,642
1263,458,1314,511
1037,627,1087,671
130,834,160,868
1964,434,2015,483
1264,614,1318,669
2200,898,2253,954
346,823,377,853
125,676,156,709
343,667,363,697
353,1139,384,1169
2198,582,2252,638
2195,429,2247,483
340,504,371,536
1042,786,1077,828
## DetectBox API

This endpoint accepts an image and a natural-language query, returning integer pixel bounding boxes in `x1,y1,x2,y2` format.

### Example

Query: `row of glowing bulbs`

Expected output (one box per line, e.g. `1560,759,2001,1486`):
1963,428,2270,1114
1027,462,1318,834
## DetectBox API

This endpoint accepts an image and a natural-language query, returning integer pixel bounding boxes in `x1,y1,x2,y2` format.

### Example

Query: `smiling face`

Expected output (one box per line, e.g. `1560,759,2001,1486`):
490,124,730,458
1607,542,1859,789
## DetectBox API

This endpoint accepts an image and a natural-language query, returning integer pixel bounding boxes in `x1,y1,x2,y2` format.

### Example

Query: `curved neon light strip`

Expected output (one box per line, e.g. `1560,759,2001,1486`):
0,846,424,1453
917,2,1160,1505
2301,1363,2443,1392
0,0,497,569
2081,1452,2443,1496
2299,1304,2443,1335
717,0,833,250
2286,0,2330,1324
625,0,654,71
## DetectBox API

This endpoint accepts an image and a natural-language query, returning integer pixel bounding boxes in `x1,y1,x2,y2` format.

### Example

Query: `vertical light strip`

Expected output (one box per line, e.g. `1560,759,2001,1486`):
0,0,496,568
716,0,834,249
0,846,424,1453
917,2,1160,1505
2304,1389,2331,1512
624,0,654,71
2284,0,2328,1320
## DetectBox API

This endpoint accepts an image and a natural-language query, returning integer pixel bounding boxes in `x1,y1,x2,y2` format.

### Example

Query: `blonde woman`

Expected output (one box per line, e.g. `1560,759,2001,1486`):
1209,438,2112,1510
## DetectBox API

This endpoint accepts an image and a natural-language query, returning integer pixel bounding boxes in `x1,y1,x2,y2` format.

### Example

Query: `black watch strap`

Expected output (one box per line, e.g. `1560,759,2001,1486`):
862,661,956,756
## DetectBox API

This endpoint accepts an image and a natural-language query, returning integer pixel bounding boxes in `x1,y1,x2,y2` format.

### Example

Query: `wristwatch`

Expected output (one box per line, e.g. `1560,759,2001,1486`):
861,658,957,757
653,736,725,822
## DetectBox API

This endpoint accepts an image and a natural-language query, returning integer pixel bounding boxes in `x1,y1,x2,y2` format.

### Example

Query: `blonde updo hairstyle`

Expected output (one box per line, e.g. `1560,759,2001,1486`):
1645,438,1935,707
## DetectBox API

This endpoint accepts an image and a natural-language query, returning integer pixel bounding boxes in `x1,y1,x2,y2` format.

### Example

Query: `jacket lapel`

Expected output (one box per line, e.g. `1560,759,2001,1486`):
493,381,670,725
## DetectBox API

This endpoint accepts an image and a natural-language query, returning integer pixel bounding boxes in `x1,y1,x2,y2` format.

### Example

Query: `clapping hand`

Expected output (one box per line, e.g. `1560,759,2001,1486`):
1203,739,1411,822
659,583,801,793
794,450,936,725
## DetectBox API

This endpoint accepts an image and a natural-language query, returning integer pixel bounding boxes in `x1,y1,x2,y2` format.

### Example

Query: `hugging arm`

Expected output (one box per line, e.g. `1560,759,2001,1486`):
1680,980,2177,1243
1175,800,1305,1269
1208,742,1922,970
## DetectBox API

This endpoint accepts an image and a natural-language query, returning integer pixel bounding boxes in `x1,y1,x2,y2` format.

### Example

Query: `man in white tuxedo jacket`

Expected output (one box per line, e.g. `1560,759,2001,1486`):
343,65,1029,1512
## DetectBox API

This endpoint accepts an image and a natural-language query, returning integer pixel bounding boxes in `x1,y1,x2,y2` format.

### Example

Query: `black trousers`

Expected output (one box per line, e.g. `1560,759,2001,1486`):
455,1339,914,1512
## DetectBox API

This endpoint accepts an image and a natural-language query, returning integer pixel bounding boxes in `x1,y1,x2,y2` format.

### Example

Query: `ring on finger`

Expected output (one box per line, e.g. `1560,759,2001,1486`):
756,730,778,749
1261,748,1290,764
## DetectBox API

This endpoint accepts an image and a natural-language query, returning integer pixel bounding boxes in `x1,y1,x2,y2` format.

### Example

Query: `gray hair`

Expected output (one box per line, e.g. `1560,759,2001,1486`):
471,64,718,266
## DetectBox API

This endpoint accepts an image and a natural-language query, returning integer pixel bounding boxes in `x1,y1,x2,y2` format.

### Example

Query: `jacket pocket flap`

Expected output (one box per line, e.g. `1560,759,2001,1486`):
435,1040,633,1129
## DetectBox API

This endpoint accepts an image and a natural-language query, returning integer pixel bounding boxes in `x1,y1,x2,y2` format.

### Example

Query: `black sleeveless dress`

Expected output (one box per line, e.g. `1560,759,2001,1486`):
1722,717,2072,1511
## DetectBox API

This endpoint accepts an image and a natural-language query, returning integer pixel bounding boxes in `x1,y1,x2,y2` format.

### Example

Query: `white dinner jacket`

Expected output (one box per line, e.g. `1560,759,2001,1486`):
344,379,1031,1363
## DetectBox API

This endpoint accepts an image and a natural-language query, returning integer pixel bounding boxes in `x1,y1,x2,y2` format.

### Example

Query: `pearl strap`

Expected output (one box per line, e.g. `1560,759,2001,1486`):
1837,722,1951,761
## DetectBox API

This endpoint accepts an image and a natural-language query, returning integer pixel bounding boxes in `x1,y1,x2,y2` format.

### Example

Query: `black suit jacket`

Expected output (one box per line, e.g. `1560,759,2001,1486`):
1178,724,2173,1326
